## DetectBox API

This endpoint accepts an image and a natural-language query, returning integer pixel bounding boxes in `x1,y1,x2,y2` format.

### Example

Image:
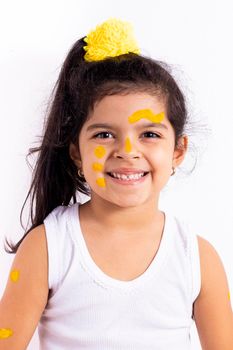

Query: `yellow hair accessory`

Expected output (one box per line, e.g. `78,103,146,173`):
83,18,140,62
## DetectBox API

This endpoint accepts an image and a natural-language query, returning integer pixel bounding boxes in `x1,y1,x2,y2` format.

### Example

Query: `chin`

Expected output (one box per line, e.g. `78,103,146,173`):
106,194,150,209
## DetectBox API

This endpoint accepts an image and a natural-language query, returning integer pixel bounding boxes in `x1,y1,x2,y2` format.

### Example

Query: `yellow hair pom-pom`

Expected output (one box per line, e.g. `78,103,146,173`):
83,18,140,62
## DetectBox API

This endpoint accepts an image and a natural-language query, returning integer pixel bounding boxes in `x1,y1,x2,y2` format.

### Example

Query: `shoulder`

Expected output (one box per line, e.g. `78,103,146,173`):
196,235,229,296
17,224,47,266
196,234,230,300
194,235,233,349
2,223,49,304
6,224,49,299
20,223,46,247
12,224,48,290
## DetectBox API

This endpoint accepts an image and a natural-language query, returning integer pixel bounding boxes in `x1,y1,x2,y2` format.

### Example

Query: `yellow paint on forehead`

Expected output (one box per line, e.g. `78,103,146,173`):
96,178,106,187
125,137,132,153
128,109,165,124
94,146,106,158
0,328,13,339
92,162,104,171
10,269,20,282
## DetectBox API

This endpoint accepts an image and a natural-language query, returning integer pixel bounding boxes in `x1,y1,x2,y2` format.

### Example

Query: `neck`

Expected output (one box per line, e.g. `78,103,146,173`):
82,195,162,236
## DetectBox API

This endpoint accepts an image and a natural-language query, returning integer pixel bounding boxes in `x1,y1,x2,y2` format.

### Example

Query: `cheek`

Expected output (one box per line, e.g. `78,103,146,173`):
93,146,107,175
87,145,107,188
92,162,104,171
151,146,173,167
94,145,106,158
96,177,106,187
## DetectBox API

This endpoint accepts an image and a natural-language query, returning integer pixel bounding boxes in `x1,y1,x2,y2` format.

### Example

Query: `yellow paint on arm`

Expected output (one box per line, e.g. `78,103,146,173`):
125,137,132,153
128,109,165,124
10,269,20,282
0,328,13,339
96,178,106,187
94,146,106,158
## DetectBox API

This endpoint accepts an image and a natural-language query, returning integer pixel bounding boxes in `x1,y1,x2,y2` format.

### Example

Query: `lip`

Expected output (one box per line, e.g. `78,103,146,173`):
106,168,148,174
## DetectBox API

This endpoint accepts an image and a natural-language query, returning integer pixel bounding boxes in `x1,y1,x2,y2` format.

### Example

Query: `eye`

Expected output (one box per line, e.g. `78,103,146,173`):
93,132,114,139
142,131,161,138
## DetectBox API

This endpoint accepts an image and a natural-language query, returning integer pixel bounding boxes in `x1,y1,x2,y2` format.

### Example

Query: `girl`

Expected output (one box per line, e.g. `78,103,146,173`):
0,18,232,350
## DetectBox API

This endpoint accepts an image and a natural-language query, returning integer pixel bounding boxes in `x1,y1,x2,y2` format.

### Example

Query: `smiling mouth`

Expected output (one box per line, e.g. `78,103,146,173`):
106,172,149,179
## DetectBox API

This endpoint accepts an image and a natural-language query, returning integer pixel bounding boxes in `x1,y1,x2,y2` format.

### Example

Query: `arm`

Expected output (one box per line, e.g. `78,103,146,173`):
193,235,233,350
0,224,49,350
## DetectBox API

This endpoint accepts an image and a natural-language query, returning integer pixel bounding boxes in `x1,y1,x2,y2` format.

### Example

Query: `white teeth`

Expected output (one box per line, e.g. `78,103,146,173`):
110,172,144,180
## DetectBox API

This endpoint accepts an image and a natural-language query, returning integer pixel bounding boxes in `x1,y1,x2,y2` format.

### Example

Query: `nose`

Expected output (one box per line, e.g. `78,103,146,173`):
113,137,142,159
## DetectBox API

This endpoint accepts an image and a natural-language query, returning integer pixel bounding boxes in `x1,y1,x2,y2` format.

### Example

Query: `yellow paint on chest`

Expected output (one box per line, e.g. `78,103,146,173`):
10,269,20,282
0,328,13,339
128,109,165,124
96,178,106,187
94,146,106,158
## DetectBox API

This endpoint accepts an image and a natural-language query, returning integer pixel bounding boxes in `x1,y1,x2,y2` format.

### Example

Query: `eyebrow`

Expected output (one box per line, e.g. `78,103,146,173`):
86,122,168,132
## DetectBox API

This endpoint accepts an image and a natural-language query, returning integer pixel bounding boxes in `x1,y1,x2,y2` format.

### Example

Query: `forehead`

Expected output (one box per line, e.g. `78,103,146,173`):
91,92,166,116
86,92,171,126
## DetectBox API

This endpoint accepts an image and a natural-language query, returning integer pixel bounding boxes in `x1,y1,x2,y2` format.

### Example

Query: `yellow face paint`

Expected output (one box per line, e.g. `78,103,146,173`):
228,291,231,300
92,162,104,171
10,269,19,282
93,148,106,187
0,328,13,339
96,178,106,187
128,109,165,124
125,137,132,153
94,146,106,158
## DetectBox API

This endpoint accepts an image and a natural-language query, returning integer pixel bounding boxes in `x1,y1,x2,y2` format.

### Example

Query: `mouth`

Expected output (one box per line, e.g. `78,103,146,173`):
106,171,149,179
106,171,150,185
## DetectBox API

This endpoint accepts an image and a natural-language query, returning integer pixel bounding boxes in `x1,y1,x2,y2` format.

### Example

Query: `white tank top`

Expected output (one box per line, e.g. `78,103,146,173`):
38,202,201,349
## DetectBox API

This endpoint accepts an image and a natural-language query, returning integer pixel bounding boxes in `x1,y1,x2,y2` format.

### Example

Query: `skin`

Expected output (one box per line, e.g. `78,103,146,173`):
0,329,13,339
69,92,188,236
93,109,166,188
92,162,104,171
124,137,132,152
93,146,106,187
128,109,164,124
0,226,49,348
10,270,20,283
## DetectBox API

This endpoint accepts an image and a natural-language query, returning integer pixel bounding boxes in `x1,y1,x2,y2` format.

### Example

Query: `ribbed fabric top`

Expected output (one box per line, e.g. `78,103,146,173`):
38,202,201,349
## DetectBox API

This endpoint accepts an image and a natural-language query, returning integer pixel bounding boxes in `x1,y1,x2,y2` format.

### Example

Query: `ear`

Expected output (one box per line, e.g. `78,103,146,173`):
69,142,82,167
172,135,188,167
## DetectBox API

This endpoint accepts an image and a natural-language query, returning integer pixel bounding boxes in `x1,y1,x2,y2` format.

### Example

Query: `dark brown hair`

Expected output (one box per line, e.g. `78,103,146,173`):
5,36,197,253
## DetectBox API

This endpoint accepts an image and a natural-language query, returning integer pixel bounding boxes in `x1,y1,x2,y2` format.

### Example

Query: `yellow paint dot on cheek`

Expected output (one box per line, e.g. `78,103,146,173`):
10,270,20,282
94,146,106,158
92,162,104,171
96,178,106,187
0,328,13,339
125,137,132,153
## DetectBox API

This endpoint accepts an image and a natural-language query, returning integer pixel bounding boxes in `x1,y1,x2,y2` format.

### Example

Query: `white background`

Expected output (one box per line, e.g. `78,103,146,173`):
0,1,233,349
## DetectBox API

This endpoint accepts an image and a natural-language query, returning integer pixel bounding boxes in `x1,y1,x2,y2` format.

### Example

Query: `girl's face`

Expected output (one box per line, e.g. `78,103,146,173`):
70,93,187,208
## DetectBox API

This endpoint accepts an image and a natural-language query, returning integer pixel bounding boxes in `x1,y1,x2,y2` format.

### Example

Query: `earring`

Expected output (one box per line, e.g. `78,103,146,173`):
171,167,176,176
78,168,85,178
